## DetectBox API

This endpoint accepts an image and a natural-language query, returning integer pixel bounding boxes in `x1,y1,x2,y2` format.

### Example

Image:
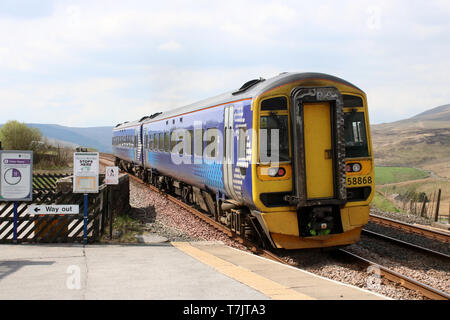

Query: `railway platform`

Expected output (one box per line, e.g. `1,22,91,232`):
0,241,386,300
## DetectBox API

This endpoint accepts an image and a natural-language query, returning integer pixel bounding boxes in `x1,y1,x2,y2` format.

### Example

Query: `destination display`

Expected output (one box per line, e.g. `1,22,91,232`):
0,150,33,201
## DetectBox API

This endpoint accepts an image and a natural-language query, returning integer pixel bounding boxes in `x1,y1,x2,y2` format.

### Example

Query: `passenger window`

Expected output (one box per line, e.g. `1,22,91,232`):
164,132,170,152
149,134,153,150
159,133,164,151
238,127,247,161
186,130,193,156
205,128,219,159
194,129,204,157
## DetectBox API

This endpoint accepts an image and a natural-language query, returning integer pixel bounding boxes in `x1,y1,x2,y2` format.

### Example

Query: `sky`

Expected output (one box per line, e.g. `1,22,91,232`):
0,0,449,127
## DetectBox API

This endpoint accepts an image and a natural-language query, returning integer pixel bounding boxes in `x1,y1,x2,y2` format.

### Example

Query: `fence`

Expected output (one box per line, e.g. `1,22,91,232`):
379,188,448,223
33,173,71,191
0,173,111,244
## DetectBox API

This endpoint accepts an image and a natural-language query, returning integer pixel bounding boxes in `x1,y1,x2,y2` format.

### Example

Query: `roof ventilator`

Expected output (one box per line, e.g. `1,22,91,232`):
232,77,265,95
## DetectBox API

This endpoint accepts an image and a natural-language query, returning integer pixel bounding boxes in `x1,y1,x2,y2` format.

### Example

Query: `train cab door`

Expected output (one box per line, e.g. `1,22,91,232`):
223,105,239,200
289,87,347,207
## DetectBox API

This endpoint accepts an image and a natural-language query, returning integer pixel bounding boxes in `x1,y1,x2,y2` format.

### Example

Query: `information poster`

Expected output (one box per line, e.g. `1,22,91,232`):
73,152,99,193
0,151,33,201
105,166,119,185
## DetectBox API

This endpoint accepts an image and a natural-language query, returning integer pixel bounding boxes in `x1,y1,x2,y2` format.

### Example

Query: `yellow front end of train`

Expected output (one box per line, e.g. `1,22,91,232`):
251,78,374,249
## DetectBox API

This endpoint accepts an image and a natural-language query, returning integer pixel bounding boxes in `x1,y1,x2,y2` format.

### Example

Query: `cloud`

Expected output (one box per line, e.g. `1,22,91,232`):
157,40,182,52
0,0,449,127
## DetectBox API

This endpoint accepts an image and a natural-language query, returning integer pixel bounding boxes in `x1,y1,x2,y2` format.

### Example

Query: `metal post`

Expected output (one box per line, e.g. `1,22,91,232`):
109,186,113,240
13,201,18,243
83,193,88,244
435,189,441,222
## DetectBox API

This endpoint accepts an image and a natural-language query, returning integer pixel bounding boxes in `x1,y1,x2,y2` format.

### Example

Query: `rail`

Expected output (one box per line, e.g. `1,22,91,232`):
369,214,450,243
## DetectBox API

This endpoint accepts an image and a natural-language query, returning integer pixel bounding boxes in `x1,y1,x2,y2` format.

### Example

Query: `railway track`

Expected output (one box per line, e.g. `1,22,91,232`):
336,249,450,300
361,229,450,260
99,154,449,300
369,214,450,243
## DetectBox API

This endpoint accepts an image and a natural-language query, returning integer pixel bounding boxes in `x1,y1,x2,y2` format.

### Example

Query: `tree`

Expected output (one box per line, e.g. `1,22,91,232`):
0,121,43,151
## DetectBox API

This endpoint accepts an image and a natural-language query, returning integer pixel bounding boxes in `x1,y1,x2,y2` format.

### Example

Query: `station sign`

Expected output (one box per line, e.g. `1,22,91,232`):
28,204,79,215
0,150,33,201
73,152,99,193
105,166,119,185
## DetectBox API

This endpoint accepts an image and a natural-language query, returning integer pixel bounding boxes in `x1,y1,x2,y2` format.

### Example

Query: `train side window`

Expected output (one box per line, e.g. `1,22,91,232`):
186,130,193,156
261,96,287,111
159,133,164,151
205,128,218,159
194,129,204,157
238,127,247,161
149,134,153,150
171,130,184,155
259,114,290,163
164,132,170,152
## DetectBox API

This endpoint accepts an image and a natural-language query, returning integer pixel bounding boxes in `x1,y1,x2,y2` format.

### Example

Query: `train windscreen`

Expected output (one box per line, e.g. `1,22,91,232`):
344,111,369,158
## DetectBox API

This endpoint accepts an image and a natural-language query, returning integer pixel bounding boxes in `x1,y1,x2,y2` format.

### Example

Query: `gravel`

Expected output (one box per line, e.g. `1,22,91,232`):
100,158,447,300
370,208,436,226
365,221,450,256
128,178,247,250
277,249,429,300
345,236,450,295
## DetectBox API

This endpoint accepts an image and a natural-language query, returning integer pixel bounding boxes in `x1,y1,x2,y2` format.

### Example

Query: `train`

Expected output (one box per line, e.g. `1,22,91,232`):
112,72,374,249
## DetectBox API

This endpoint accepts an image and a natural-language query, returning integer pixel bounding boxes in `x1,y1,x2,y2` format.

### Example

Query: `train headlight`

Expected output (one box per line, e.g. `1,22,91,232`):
346,163,362,172
267,167,286,177
267,167,278,177
352,163,362,172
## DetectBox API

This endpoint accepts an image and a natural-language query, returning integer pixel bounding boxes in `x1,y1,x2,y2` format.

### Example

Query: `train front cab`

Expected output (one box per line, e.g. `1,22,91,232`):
252,79,374,249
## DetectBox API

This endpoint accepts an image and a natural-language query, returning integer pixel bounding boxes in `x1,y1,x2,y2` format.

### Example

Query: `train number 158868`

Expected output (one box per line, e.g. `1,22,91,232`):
346,176,372,186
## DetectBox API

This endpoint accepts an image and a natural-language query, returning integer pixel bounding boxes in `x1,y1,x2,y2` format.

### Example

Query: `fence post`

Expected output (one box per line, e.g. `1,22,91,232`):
83,193,88,244
435,189,441,222
420,199,427,217
13,202,18,243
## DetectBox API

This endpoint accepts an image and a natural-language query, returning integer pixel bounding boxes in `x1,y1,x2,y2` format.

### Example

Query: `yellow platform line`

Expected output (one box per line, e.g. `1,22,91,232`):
171,242,314,300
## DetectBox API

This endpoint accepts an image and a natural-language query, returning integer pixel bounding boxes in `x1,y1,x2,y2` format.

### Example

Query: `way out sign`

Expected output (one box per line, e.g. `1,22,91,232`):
105,166,119,185
28,205,79,215
73,152,99,193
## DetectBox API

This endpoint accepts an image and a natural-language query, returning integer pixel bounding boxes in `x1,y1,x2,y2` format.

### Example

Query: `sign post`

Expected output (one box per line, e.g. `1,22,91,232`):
0,150,33,243
105,166,119,240
73,152,99,244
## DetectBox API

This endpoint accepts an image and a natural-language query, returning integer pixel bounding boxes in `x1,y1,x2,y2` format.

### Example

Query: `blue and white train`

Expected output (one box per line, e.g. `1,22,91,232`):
113,72,375,249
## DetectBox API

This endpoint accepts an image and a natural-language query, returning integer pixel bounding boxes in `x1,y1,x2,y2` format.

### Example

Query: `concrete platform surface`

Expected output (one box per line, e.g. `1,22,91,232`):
0,241,386,300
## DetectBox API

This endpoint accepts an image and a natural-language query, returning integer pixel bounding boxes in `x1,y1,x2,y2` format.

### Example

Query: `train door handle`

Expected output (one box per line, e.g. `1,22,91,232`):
325,149,333,159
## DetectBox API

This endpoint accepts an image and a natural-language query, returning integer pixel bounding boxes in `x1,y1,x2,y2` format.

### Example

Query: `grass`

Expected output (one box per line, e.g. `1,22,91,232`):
374,166,429,185
370,192,401,212
108,214,142,243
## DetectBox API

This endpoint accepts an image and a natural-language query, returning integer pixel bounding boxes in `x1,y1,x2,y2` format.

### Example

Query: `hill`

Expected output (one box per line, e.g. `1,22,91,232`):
0,123,114,153
371,104,450,178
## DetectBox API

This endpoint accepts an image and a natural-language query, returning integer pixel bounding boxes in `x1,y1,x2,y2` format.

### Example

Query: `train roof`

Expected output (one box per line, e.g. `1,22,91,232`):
115,72,363,129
